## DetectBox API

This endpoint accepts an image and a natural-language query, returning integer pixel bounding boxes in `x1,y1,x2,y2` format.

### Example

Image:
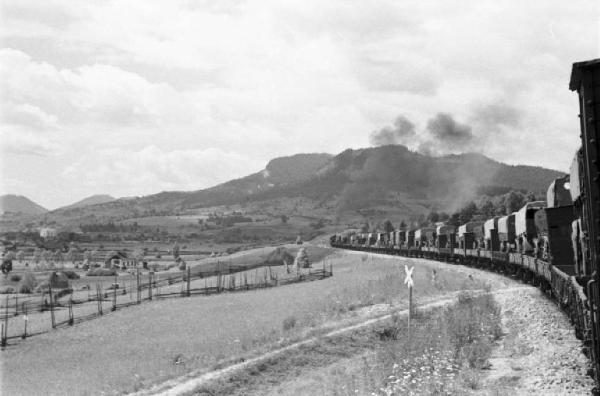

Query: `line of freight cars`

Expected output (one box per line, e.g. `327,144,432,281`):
330,58,600,385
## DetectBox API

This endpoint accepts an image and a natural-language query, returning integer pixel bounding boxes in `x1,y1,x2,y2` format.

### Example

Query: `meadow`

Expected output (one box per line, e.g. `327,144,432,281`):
1,250,489,395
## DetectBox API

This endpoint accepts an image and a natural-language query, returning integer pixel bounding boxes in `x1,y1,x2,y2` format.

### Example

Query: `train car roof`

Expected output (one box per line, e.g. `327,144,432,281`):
570,58,600,91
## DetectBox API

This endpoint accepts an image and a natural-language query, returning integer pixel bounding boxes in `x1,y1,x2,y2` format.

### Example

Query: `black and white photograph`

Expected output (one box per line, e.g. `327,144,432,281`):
1,1,599,395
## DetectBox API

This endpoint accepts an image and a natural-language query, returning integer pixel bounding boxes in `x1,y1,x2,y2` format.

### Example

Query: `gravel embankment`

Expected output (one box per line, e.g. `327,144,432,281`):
479,287,595,395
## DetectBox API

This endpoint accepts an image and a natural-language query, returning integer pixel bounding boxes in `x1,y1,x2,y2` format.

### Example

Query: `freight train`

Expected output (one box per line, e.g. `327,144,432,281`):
330,58,600,383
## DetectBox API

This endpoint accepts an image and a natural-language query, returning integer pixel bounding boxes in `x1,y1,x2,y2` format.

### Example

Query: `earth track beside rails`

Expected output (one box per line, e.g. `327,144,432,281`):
135,251,594,396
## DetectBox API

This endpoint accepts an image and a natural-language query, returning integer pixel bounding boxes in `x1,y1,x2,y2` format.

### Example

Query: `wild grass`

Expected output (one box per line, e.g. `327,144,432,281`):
368,292,502,395
1,252,490,396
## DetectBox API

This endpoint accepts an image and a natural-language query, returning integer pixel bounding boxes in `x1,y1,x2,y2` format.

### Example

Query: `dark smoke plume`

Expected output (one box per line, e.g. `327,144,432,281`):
426,113,473,147
369,115,416,146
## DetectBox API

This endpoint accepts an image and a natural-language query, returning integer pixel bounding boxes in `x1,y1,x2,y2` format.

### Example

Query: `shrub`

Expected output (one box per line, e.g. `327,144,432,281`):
49,272,70,288
9,274,21,282
86,268,117,277
61,270,80,280
16,272,36,294
282,315,297,331
0,286,15,294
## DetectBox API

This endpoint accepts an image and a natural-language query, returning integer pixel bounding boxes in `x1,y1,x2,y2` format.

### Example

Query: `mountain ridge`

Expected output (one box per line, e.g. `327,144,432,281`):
1,146,564,228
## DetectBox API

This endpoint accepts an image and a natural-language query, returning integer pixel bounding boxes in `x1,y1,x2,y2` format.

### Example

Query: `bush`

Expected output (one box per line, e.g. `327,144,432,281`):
17,272,37,294
49,272,70,288
9,274,21,282
61,270,80,280
86,268,117,277
282,315,297,331
0,286,15,294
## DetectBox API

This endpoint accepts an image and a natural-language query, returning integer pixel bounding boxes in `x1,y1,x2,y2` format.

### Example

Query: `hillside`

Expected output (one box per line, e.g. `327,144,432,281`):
59,194,116,210
0,195,47,215
2,146,563,229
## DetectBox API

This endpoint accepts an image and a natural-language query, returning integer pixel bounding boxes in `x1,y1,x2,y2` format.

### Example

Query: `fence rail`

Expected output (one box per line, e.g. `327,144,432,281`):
0,262,333,347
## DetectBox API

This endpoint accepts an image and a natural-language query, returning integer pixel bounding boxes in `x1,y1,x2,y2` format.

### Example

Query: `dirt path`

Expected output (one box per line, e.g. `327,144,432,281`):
133,253,596,396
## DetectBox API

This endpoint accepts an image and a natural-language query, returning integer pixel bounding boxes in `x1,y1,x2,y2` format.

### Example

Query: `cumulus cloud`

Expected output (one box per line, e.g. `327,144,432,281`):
61,145,264,196
0,129,62,156
1,0,598,207
369,115,416,146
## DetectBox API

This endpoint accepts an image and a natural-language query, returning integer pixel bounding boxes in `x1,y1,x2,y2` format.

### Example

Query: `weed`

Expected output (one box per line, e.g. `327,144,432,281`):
282,315,297,331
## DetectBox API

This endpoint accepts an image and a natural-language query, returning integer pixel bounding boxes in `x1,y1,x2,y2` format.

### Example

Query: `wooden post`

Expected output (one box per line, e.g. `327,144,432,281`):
112,274,117,311
49,283,55,329
148,272,153,300
97,283,103,316
2,294,8,346
186,267,191,296
68,298,74,325
22,302,28,339
14,294,18,316
136,270,141,304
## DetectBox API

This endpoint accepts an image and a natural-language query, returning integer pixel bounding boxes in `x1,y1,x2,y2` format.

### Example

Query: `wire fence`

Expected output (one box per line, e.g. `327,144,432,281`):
0,261,333,347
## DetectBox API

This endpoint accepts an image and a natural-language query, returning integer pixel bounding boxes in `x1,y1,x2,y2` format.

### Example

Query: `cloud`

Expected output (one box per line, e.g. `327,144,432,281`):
61,146,264,196
0,129,62,156
369,115,416,146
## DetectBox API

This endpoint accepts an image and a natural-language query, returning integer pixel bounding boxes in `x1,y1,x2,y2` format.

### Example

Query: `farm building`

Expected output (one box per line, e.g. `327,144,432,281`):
39,227,57,239
104,251,135,268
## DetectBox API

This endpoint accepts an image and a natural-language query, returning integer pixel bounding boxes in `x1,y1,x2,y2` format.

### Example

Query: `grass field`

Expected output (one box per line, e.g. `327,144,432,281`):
1,249,490,395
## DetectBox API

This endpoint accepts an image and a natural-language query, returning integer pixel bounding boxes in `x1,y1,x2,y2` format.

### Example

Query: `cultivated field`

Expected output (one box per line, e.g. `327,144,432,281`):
1,248,489,395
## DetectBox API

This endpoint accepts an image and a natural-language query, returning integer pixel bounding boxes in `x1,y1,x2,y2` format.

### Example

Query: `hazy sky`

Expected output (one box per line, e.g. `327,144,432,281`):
1,0,598,209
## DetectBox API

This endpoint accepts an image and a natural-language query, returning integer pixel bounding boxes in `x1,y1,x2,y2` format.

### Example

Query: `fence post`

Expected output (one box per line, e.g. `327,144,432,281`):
136,269,141,304
22,302,28,339
49,283,55,329
68,298,74,325
112,274,117,311
14,295,18,316
2,294,9,346
187,267,191,297
148,272,153,300
97,284,103,316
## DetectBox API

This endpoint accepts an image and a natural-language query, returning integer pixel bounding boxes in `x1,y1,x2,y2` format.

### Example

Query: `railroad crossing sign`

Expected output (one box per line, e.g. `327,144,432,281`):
404,265,414,288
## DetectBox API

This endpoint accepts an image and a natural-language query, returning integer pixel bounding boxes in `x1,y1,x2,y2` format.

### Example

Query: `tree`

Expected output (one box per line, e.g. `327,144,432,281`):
16,250,25,263
504,191,525,214
360,221,370,233
427,211,440,224
382,219,394,233
479,198,495,218
399,220,407,230
526,192,537,202
448,213,461,227
459,202,477,224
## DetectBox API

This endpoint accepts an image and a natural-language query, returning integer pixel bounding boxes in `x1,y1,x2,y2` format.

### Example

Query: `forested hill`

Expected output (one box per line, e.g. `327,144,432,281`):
5,146,563,227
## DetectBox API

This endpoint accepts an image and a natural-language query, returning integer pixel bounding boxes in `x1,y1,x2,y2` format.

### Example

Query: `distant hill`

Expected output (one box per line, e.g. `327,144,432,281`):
5,146,564,227
60,194,116,210
0,195,48,215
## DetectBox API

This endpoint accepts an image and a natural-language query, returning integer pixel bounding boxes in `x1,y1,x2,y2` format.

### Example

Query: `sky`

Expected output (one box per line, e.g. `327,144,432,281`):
1,0,599,210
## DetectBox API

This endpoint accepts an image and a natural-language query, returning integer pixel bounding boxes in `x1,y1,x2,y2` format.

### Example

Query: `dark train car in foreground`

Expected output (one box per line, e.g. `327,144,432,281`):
570,58,600,380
